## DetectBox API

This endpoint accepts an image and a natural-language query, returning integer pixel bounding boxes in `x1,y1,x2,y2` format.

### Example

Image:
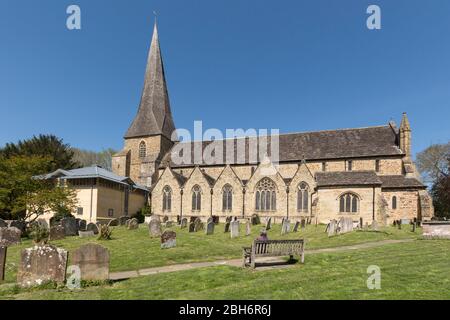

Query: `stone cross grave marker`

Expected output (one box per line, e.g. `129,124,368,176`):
161,230,176,249
230,220,240,238
17,245,68,287
71,243,110,281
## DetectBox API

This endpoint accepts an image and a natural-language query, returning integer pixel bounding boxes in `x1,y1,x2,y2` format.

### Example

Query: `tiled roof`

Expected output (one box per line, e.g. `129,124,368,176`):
316,171,382,187
379,175,425,189
162,125,402,168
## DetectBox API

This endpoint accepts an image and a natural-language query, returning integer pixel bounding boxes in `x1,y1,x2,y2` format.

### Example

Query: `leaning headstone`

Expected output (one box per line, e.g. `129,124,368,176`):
224,221,230,233
61,217,78,236
71,244,109,281
230,220,240,238
0,219,7,228
0,246,6,281
17,245,68,287
301,218,306,229
207,217,213,225
107,219,119,227
281,219,291,235
78,219,87,232
371,220,379,231
245,220,251,236
127,218,139,230
293,221,300,232
411,222,416,232
180,218,188,229
79,230,95,238
193,218,201,232
265,217,272,230
212,215,220,224
161,230,176,249
194,222,204,232
86,223,99,235
327,219,337,237
189,222,195,233
225,216,232,223
149,217,162,237
206,221,215,235
0,227,21,246
49,225,65,241
359,217,363,229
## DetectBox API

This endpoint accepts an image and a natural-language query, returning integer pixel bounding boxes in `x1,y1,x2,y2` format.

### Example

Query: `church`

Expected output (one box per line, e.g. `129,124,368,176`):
112,22,434,225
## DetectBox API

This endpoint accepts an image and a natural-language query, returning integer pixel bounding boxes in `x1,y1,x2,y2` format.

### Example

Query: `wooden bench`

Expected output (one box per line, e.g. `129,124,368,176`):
242,239,305,268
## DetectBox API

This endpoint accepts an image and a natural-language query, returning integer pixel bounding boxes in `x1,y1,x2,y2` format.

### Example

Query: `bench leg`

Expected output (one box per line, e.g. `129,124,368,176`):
250,253,256,269
300,247,305,264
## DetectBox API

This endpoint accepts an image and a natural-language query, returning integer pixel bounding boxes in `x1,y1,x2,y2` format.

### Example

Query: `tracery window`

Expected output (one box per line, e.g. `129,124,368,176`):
255,178,276,211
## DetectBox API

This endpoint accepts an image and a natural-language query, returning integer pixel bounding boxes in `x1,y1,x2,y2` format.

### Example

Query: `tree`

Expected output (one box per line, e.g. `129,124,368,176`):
0,134,78,171
430,158,450,219
72,148,117,171
416,142,450,184
0,155,77,221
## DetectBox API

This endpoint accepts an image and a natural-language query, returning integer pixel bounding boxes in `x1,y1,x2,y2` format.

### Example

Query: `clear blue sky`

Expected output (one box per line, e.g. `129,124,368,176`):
1,0,449,156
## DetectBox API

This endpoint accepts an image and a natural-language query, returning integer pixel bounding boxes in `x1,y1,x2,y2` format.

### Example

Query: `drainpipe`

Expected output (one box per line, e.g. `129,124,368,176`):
210,189,213,217
372,186,376,221
242,188,246,218
286,186,290,219
180,189,183,220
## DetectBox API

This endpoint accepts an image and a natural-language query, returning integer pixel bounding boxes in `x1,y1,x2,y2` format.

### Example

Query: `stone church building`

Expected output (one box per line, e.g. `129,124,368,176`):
112,23,434,225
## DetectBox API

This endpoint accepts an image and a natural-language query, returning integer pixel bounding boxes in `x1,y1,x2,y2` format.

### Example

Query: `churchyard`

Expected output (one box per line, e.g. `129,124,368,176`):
0,216,449,300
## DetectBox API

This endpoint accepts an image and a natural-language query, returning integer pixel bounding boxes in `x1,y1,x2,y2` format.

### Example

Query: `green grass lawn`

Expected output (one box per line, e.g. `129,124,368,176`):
1,223,419,285
2,239,449,300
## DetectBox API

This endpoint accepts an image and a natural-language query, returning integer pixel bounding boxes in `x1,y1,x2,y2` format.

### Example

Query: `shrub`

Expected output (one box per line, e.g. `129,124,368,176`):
28,223,49,244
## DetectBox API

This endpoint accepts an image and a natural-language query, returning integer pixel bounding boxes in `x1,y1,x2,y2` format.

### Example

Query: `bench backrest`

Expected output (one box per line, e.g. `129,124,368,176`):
252,239,304,256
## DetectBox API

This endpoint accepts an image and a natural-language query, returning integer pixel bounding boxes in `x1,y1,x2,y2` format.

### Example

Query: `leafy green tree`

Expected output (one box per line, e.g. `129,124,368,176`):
0,134,78,171
430,158,450,218
72,148,117,171
0,155,77,221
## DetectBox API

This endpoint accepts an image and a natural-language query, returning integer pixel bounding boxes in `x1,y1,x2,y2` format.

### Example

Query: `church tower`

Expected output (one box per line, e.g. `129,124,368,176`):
112,21,176,187
399,112,411,159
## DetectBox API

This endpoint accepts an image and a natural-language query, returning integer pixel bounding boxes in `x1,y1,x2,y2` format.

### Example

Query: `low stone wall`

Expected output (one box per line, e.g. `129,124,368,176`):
422,221,450,239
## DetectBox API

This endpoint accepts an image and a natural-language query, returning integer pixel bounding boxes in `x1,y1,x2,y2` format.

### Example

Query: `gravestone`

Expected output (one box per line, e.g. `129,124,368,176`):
281,219,291,235
86,223,99,235
144,215,152,224
371,220,379,231
265,217,272,230
17,245,68,287
127,218,139,230
176,215,181,224
71,244,109,281
245,220,251,236
225,216,232,223
230,221,240,238
398,222,402,230
327,219,337,237
119,216,129,226
224,221,230,233
107,219,119,227
359,217,363,229
61,217,78,236
212,215,220,224
0,246,6,281
194,221,204,232
78,219,87,232
301,218,306,229
293,221,300,232
0,227,21,246
251,214,260,225
206,221,215,235
190,217,197,223
189,222,195,233
8,220,26,233
180,218,188,229
411,222,416,232
161,230,176,249
162,216,169,223
165,221,174,228
193,218,201,232
0,219,7,228
149,217,162,237
49,225,65,241
79,230,95,238
207,217,213,225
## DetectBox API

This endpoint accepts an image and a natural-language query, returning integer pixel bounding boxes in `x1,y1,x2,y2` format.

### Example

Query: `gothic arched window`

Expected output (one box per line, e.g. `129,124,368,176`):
222,184,232,211
339,192,359,213
139,141,147,158
192,185,201,211
392,196,397,210
255,178,276,211
162,186,172,211
297,182,309,212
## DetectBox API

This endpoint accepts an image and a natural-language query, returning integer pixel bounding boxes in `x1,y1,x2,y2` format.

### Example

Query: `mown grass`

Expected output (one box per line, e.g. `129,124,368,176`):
2,240,449,300
2,223,419,284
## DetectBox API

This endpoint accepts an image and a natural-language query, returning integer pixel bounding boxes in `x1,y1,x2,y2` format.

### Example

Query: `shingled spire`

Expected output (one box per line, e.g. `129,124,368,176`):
124,21,176,139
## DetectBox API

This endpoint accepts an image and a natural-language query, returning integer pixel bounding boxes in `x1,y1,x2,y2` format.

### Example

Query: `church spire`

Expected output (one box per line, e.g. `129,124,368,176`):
399,112,412,158
124,20,176,139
